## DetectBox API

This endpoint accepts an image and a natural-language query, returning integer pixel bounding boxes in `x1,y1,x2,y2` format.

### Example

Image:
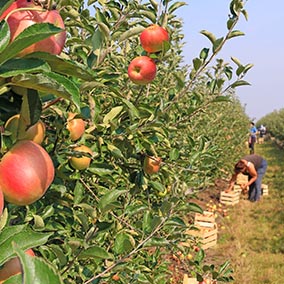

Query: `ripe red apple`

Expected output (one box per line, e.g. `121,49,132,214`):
66,113,85,141
143,156,162,175
128,56,157,85
5,114,46,144
140,24,169,53
0,248,35,282
0,0,66,56
0,140,55,205
0,189,4,216
70,145,93,170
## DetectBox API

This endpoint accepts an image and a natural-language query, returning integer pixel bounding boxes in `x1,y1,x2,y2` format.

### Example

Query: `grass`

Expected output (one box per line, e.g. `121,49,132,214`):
209,141,284,283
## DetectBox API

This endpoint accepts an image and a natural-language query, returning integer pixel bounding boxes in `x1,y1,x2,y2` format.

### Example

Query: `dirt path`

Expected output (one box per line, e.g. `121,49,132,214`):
208,141,284,284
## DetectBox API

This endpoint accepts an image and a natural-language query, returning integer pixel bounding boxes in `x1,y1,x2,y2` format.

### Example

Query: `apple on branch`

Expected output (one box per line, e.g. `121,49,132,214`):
0,189,4,217
0,140,55,206
0,0,66,56
140,24,169,53
143,156,162,175
0,249,35,283
128,56,157,85
66,112,86,141
70,145,93,170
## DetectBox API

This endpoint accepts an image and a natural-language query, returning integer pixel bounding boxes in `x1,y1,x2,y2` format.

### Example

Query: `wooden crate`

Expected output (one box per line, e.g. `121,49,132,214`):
187,223,218,250
261,184,268,196
183,274,214,284
233,184,242,194
194,211,215,228
220,191,239,205
236,173,248,185
183,275,198,284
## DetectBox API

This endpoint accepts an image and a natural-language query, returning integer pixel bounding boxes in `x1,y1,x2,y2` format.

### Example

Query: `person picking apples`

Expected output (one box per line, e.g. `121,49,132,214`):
225,154,267,202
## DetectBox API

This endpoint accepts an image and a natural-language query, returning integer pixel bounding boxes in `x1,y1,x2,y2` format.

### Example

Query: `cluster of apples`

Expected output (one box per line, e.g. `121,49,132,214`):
0,112,91,211
66,113,93,171
127,24,169,85
0,0,66,56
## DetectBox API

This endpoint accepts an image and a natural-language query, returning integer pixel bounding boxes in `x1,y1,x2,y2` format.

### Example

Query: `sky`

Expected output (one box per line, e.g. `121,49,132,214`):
175,0,284,121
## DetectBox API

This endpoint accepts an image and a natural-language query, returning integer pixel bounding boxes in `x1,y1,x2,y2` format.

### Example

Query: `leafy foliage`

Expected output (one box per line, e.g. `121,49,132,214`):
0,0,252,283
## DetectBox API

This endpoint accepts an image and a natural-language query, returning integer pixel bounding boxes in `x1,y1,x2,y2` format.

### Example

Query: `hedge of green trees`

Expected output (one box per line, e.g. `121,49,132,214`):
0,0,252,283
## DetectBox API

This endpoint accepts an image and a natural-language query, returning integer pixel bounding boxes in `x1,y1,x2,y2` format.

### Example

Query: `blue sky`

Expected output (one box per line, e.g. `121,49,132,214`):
175,0,284,121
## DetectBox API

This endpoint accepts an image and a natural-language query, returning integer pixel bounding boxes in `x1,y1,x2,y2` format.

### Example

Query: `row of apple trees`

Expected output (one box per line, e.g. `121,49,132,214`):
0,0,251,283
257,109,284,143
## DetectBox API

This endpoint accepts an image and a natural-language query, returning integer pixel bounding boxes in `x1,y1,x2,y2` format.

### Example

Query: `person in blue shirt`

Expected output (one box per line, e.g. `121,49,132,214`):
248,122,257,154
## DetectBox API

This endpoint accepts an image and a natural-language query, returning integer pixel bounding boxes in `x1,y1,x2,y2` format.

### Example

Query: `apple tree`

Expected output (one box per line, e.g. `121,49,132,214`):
0,0,252,283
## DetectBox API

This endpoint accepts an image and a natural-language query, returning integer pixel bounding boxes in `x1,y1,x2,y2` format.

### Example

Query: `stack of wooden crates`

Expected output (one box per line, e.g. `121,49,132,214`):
220,173,248,205
186,211,218,250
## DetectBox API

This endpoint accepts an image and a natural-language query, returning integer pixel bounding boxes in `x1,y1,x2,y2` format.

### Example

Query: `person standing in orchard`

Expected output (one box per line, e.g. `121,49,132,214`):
248,122,257,154
225,154,268,202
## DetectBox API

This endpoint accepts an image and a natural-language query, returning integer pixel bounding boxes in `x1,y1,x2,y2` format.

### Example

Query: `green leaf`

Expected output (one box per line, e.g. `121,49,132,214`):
98,189,127,213
91,29,103,50
11,72,80,110
193,58,202,71
231,56,241,67
0,0,14,16
113,233,135,254
17,90,42,140
227,18,235,30
0,225,52,265
119,26,145,42
187,202,203,214
227,30,245,39
97,22,110,39
0,20,10,53
199,48,209,60
230,80,251,88
200,30,216,44
168,2,187,14
120,97,140,118
0,23,63,65
169,148,179,160
211,96,231,103
103,106,123,125
107,143,124,159
79,245,113,259
213,37,224,53
14,244,64,284
25,52,95,81
0,58,50,77
149,181,164,192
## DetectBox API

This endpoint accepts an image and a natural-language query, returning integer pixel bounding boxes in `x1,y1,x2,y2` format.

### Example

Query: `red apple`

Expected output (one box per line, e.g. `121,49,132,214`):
0,140,55,205
0,189,4,216
0,248,35,282
5,114,46,144
128,56,157,85
66,113,85,141
143,156,161,175
70,145,93,170
0,0,66,56
140,24,169,53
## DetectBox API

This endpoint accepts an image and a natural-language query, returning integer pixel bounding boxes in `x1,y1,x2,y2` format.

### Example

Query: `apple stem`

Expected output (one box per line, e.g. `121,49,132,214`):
4,7,46,22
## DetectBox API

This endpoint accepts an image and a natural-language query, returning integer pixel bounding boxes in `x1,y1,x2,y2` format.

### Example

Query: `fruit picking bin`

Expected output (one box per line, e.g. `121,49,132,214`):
220,191,240,205
194,211,215,228
236,173,248,185
186,223,218,250
261,184,269,196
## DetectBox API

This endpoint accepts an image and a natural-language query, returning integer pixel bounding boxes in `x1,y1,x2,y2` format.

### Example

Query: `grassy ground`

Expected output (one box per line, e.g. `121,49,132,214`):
209,141,284,284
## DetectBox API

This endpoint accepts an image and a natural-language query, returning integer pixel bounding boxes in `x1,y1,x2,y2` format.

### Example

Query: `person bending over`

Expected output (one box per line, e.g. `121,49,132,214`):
226,154,267,202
